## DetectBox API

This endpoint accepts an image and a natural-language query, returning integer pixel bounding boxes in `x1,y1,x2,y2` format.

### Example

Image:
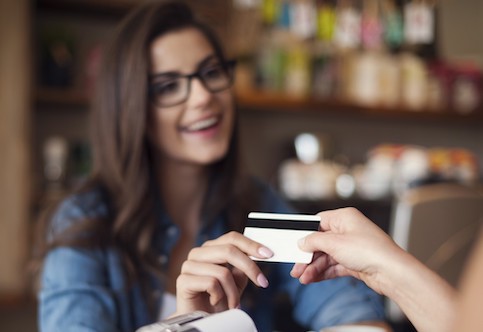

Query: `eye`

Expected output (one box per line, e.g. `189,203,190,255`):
151,79,182,96
201,64,226,81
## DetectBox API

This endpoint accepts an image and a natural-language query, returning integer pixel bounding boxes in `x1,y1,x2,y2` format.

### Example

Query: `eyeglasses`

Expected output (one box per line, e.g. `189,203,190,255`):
149,60,236,108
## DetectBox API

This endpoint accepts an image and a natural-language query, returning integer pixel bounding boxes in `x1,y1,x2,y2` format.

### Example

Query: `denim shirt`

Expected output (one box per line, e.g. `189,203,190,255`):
39,183,385,332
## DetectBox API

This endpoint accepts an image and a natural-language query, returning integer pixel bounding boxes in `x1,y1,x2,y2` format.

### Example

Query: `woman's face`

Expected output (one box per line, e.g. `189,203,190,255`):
147,27,235,167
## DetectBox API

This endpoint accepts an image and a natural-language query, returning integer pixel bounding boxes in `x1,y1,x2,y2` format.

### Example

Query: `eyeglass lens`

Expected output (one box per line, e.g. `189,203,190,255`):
150,62,234,107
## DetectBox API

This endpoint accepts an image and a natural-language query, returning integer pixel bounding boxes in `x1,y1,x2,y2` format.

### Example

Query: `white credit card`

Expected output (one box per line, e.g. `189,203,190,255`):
243,212,320,264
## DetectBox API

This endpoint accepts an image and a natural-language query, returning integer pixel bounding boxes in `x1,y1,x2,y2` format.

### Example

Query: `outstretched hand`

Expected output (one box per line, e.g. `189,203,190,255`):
290,207,405,295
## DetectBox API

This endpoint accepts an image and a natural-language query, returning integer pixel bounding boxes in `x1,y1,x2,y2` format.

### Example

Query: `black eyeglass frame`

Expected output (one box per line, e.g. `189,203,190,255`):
148,59,237,108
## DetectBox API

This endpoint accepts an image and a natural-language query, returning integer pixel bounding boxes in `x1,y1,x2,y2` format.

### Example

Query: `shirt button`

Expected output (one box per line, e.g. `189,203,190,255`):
158,255,168,265
167,226,177,237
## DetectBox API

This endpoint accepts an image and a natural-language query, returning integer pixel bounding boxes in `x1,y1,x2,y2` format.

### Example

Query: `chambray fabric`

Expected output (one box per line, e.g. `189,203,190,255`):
39,183,385,332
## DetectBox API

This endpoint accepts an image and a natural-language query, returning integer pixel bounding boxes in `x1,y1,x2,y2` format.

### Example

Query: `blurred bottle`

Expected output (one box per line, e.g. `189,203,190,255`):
43,136,68,193
344,51,380,107
333,0,361,51
382,0,403,50
451,64,482,114
289,0,317,39
312,53,337,99
255,30,287,92
285,44,311,97
400,53,428,110
316,1,336,42
361,0,383,51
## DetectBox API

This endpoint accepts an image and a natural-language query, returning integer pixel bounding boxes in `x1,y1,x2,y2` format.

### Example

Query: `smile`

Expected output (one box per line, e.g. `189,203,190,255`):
184,116,220,132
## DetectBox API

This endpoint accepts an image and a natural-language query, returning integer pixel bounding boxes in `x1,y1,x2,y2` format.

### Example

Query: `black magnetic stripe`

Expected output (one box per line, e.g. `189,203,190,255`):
245,219,319,231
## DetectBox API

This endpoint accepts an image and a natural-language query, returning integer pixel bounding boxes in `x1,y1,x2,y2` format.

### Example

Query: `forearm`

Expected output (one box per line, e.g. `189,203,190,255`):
452,231,483,331
381,251,457,332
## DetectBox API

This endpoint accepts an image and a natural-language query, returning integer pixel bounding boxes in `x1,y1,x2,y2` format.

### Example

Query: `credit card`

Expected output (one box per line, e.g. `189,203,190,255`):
243,212,320,264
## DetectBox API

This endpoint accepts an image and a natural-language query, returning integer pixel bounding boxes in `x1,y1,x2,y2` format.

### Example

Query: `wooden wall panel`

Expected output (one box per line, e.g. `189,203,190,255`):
0,0,32,296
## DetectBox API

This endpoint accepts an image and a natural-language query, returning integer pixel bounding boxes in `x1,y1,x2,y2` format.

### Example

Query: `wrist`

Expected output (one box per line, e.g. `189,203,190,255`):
375,247,415,299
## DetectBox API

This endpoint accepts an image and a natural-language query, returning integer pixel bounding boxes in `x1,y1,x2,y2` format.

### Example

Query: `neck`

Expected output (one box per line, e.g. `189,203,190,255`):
156,157,210,226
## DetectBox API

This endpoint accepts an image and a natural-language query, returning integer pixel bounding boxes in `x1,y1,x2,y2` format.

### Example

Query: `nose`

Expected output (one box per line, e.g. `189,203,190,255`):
187,77,212,109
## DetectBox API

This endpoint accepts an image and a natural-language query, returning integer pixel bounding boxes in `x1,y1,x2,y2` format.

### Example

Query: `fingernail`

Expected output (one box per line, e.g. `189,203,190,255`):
257,273,269,288
258,246,274,258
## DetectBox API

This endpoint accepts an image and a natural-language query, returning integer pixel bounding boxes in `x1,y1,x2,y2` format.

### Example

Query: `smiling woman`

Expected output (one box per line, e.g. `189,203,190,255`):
32,1,388,332
146,28,236,166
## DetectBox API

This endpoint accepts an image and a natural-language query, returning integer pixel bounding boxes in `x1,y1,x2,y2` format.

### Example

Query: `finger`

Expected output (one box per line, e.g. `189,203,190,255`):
316,207,366,232
298,264,348,284
296,253,330,283
176,273,225,309
297,254,340,284
181,260,240,309
290,263,308,279
297,231,340,255
320,264,354,280
316,209,343,232
188,244,269,288
202,231,274,260
290,251,322,278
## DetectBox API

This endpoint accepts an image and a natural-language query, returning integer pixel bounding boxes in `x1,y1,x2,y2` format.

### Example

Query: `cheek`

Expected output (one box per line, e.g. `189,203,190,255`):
221,94,236,133
146,110,178,154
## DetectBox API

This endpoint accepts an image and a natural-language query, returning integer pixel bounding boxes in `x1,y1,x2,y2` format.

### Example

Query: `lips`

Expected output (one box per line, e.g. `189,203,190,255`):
183,115,220,132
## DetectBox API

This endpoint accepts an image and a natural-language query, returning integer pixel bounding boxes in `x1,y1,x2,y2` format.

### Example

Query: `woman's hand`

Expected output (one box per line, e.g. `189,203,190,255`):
290,207,458,332
174,231,273,315
290,207,406,295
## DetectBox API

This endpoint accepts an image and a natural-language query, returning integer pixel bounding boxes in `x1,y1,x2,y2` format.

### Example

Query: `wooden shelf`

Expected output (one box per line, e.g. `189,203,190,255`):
37,0,133,18
0,292,35,309
36,0,229,22
34,86,483,125
237,90,483,125
35,87,91,107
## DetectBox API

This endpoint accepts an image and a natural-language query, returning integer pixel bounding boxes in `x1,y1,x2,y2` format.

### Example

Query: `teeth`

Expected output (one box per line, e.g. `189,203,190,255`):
186,117,218,131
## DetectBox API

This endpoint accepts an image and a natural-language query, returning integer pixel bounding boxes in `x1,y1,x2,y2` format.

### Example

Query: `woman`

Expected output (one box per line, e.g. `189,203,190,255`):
35,2,386,331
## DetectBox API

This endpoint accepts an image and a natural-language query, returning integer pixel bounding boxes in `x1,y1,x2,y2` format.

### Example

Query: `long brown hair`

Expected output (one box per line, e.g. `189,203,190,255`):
33,0,260,309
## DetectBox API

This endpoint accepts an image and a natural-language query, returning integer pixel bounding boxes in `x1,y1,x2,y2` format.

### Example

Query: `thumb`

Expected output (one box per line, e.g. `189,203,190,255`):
298,231,338,255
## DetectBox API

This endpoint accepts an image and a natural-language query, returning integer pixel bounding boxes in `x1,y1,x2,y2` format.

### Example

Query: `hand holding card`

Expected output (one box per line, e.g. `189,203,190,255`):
243,212,320,264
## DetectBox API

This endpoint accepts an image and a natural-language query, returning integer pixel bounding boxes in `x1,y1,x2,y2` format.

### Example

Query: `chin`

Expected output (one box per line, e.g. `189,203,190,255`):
194,146,229,165
199,152,228,165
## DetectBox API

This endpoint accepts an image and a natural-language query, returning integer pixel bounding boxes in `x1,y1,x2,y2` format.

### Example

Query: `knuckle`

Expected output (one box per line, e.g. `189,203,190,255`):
224,244,237,256
225,231,239,241
202,239,215,247
344,206,359,216
206,277,220,292
187,247,200,259
219,267,232,281
180,260,191,273
176,275,187,289
351,207,360,214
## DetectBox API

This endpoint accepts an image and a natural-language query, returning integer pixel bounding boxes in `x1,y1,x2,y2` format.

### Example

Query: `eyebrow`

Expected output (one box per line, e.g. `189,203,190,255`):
149,54,219,80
